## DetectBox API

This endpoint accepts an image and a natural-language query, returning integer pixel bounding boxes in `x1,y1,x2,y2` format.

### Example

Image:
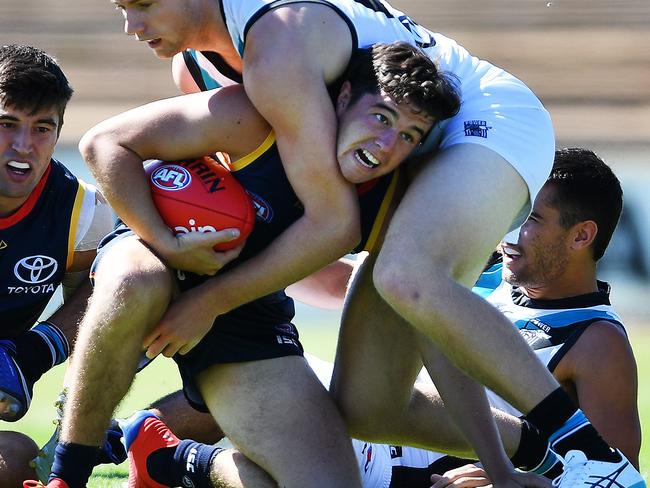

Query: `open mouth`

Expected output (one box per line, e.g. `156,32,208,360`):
7,160,31,175
502,244,522,259
354,149,379,169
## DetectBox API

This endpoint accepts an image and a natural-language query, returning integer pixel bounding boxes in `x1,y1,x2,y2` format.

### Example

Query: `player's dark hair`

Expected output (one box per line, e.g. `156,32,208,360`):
343,42,460,123
0,44,73,134
546,147,623,261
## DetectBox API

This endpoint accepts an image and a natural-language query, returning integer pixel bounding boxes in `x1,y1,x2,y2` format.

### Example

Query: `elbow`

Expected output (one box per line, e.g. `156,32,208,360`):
78,125,107,172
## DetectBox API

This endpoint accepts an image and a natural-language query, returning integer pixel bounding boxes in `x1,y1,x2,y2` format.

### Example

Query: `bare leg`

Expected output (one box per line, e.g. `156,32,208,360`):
211,449,277,488
198,356,362,488
61,237,174,446
332,253,523,456
373,144,558,413
149,390,225,444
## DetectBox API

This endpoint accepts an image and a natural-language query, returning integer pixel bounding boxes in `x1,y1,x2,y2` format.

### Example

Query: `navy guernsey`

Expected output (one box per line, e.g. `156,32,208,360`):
0,159,85,338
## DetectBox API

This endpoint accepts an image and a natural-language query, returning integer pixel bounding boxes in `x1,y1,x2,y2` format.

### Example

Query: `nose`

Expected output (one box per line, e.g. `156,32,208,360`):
375,129,398,152
123,11,144,37
11,126,32,154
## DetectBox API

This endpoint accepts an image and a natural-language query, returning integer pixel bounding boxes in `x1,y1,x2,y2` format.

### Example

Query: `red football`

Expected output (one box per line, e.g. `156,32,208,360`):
145,156,255,251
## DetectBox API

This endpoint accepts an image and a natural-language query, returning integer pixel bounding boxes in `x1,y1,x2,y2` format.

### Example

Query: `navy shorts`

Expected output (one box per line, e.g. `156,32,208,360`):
92,224,304,412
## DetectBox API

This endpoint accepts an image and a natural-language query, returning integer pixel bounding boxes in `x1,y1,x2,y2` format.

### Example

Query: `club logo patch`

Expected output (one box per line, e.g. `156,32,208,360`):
464,120,492,138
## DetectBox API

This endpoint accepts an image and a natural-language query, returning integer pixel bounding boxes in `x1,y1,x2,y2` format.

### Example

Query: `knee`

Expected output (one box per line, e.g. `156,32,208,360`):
0,431,38,487
91,242,173,313
373,250,453,317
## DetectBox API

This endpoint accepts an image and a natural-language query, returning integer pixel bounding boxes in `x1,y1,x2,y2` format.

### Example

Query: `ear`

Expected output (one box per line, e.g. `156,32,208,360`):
336,81,352,115
570,220,598,252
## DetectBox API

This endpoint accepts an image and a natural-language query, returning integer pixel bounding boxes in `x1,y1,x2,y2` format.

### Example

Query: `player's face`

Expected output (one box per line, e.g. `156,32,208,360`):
335,85,433,184
500,184,572,290
0,103,59,216
112,0,202,59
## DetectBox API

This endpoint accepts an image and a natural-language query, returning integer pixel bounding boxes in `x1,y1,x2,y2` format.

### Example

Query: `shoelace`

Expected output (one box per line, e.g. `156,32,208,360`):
552,457,589,486
31,388,68,482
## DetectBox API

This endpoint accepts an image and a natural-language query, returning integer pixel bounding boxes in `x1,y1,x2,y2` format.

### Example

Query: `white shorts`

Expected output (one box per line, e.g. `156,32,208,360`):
351,440,393,488
417,67,555,230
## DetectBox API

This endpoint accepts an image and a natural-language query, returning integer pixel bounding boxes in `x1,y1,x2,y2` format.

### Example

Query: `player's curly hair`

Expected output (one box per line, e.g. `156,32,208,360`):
343,42,461,123
547,147,623,261
0,44,73,134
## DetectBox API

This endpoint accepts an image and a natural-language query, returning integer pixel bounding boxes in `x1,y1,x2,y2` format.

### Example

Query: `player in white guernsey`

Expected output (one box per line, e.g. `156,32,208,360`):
75,0,642,486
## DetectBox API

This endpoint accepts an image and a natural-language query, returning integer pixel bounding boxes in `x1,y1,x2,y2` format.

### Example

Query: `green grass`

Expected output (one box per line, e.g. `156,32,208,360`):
15,313,650,486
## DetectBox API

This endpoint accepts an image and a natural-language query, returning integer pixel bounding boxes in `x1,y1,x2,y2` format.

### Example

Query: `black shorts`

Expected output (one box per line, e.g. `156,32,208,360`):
175,289,303,412
92,224,304,412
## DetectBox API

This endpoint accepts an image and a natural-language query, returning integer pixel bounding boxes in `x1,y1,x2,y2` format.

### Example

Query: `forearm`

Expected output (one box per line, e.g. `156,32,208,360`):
286,257,356,309
80,133,173,247
195,214,359,316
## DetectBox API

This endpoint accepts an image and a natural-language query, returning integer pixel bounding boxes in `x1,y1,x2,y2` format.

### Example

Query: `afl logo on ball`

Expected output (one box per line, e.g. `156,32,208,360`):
151,164,192,191
14,255,58,284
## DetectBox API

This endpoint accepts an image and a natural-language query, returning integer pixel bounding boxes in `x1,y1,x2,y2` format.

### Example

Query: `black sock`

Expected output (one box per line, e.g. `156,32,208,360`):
147,439,221,488
50,442,101,488
13,322,69,385
526,388,618,462
526,387,578,440
510,418,550,471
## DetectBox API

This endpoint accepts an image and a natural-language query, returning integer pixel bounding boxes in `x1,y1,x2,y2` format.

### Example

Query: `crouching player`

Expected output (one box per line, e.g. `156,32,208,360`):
0,44,113,487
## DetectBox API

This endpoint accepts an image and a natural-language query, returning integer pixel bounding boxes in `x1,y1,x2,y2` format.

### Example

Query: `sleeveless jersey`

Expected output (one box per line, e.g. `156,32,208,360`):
0,159,87,338
185,0,500,93
473,262,625,415
231,132,400,262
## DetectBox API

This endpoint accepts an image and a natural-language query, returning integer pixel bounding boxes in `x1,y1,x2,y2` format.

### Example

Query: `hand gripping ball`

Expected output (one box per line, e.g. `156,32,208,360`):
145,156,255,251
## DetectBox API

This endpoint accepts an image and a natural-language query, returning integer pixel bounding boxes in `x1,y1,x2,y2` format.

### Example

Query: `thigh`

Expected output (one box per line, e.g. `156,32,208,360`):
197,356,362,488
331,253,423,422
384,144,532,288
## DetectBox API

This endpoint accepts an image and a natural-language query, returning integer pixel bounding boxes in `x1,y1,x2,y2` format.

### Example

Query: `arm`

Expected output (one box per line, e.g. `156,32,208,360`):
142,6,364,357
286,257,356,310
80,86,269,274
178,6,360,314
45,189,114,350
554,321,641,467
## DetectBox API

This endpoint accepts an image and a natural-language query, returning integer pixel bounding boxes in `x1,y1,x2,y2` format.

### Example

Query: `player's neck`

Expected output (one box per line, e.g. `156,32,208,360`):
521,262,598,301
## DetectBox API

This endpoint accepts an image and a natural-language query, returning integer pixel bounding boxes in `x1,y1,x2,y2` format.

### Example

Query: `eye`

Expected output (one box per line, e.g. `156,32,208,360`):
34,126,52,134
0,121,14,129
373,113,389,125
400,132,415,144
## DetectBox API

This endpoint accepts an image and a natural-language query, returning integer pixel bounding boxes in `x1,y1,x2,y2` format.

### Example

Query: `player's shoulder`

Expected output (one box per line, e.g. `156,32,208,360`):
563,317,634,373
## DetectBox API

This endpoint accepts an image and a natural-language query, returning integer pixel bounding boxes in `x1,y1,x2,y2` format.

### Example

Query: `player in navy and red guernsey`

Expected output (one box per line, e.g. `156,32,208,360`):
43,43,461,488
0,45,114,487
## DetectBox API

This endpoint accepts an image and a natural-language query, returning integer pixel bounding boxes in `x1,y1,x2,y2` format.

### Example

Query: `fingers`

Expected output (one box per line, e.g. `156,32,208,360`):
183,228,240,247
431,464,493,488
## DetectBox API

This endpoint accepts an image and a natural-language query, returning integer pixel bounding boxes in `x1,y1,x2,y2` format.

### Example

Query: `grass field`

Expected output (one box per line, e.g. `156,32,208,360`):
13,309,650,486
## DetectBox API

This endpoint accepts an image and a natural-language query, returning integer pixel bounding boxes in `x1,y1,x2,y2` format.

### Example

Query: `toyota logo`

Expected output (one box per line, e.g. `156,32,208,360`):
14,255,58,284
